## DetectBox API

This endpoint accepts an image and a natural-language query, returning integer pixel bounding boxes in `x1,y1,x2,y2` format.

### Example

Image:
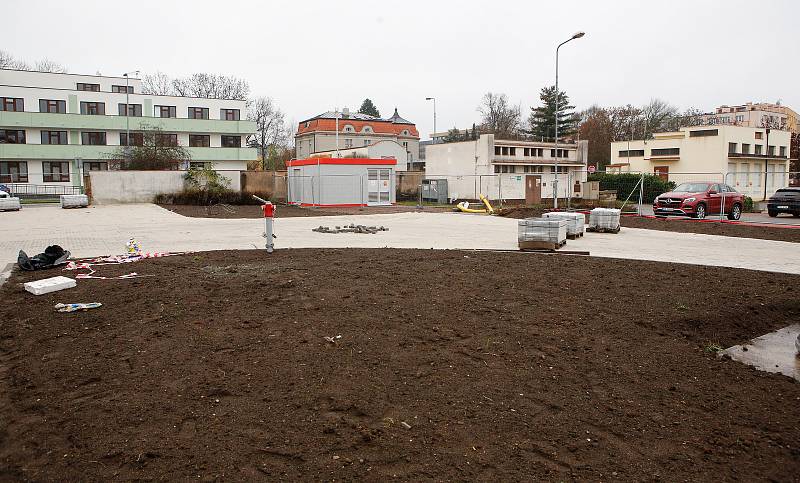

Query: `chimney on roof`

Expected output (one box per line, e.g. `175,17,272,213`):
342,107,350,117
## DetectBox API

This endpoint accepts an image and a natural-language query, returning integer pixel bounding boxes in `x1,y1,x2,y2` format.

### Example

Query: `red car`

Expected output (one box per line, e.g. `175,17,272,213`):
653,182,743,220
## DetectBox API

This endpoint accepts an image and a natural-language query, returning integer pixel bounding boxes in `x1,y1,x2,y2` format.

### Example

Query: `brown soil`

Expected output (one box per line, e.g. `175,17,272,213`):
1,249,799,481
499,208,800,243
158,204,451,219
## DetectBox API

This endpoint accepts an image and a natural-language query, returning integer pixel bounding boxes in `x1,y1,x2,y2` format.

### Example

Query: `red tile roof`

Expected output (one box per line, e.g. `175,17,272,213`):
296,118,419,138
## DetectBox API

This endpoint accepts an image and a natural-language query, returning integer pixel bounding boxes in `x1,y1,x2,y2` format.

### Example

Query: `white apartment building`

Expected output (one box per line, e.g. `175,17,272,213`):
609,125,791,200
697,102,798,133
424,133,588,200
0,69,256,187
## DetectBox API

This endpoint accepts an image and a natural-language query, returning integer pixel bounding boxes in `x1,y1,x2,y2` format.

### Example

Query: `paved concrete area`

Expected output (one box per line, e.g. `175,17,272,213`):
723,324,800,382
2,204,800,275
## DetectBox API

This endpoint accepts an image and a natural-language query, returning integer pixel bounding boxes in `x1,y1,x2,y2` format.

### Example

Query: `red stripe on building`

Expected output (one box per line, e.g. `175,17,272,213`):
286,158,398,167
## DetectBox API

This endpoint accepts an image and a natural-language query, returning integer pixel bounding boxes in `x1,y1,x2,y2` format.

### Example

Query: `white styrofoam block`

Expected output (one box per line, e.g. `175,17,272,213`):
518,218,568,244
543,212,586,235
0,197,21,211
24,276,76,295
589,208,621,230
60,194,89,208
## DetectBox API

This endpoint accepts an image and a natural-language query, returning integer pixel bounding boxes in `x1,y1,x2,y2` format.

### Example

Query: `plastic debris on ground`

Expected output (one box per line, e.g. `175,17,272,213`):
63,239,191,280
312,224,389,234
55,302,102,312
24,276,76,295
18,245,71,271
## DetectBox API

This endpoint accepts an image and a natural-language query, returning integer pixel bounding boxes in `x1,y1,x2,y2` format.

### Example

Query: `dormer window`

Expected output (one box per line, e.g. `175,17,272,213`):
362,126,373,133
343,125,355,133
402,130,409,136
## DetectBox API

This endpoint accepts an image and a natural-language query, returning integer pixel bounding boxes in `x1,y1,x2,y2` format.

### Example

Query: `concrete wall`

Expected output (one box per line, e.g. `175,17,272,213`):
89,170,185,204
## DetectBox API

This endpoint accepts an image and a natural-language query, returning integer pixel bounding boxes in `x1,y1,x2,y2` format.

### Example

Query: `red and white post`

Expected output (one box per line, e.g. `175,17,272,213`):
253,195,275,253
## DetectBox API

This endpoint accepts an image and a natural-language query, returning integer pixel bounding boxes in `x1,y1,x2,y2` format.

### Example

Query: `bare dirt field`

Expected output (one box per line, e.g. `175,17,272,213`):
499,207,800,243
158,204,451,219
1,249,799,481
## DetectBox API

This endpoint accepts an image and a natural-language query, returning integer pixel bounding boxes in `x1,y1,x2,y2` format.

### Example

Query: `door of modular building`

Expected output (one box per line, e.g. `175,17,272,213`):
525,175,542,204
289,168,302,204
367,168,391,205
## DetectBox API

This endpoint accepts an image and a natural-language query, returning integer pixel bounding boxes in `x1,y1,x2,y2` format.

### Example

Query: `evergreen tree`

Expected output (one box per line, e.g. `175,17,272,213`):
443,127,464,143
358,98,380,118
529,86,578,141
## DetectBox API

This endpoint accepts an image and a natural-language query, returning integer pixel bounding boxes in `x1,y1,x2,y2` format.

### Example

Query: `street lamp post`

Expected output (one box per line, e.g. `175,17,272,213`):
122,70,139,159
425,97,436,143
553,31,584,209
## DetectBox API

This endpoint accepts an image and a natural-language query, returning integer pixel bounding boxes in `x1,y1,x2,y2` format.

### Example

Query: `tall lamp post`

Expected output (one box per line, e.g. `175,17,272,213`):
122,70,139,160
553,31,584,209
425,97,437,143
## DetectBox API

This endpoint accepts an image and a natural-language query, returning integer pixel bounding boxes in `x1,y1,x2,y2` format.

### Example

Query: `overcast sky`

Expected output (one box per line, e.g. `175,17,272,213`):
3,0,799,139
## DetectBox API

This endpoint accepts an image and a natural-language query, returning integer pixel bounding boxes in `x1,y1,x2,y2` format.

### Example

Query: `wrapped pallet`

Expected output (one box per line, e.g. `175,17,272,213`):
518,218,568,250
543,211,585,238
0,197,22,211
588,207,621,233
60,194,89,209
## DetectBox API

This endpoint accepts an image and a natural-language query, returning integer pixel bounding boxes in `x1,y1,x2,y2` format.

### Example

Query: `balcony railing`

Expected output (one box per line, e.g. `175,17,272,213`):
728,152,788,160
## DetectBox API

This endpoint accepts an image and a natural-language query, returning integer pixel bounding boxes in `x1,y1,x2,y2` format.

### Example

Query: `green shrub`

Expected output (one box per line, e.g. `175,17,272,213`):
743,196,754,212
588,173,676,203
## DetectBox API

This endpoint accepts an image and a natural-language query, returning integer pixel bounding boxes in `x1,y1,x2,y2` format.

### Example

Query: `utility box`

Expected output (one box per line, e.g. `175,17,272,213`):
422,179,448,204
582,181,600,200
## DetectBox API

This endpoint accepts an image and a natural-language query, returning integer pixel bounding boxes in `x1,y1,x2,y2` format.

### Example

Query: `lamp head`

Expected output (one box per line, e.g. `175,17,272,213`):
426,97,434,101
572,31,585,39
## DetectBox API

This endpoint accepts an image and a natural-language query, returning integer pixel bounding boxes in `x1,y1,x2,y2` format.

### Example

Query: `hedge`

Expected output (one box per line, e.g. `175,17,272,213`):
587,173,676,203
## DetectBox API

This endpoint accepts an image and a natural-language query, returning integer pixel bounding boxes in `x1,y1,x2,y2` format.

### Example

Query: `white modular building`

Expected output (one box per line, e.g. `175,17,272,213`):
286,158,397,207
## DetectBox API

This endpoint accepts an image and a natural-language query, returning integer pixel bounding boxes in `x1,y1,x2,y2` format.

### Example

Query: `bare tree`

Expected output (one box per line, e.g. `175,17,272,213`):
0,50,30,70
640,99,679,138
760,114,788,131
172,73,249,100
477,92,521,139
247,97,287,171
34,59,68,73
141,71,175,96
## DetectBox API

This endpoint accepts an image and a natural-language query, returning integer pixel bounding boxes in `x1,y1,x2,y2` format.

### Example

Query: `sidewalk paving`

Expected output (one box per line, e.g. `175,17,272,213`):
1,203,800,275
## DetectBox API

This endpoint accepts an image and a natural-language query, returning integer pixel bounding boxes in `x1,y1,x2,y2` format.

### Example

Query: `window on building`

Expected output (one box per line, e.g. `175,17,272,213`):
80,101,105,115
508,165,516,173
618,149,645,157
735,115,744,122
494,146,501,155
755,145,763,155
189,135,211,147
111,85,134,94
0,161,28,182
768,145,775,156
221,135,241,148
43,161,70,182
494,165,501,173
39,99,66,113
189,162,212,169
728,142,737,154
83,161,108,172
1,97,24,112
118,103,142,117
550,149,556,158
500,165,509,173
120,132,144,146
76,83,100,92
651,148,680,156
755,131,763,140
0,129,26,144
81,132,107,145
156,105,177,118
741,143,750,154
220,108,240,121
363,139,370,146
155,133,178,146
402,141,408,149
780,146,787,157
188,107,209,119
41,130,68,145
523,148,529,156
689,129,719,137
344,139,353,148
509,147,516,156
501,147,509,155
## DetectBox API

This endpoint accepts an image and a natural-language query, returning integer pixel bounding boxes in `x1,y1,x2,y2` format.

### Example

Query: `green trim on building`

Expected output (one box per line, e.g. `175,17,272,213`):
0,111,255,135
68,95,78,114
69,130,79,144
143,99,153,117
0,143,257,162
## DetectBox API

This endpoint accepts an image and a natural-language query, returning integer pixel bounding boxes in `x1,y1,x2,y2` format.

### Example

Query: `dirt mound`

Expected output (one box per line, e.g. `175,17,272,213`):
1,249,798,480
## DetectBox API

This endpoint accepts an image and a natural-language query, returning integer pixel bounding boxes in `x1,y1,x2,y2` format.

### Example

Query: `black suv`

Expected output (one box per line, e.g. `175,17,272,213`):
767,187,800,217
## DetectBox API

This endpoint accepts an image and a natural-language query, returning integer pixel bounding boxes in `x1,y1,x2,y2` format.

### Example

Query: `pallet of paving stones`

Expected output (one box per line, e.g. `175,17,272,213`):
586,226,621,234
518,239,567,251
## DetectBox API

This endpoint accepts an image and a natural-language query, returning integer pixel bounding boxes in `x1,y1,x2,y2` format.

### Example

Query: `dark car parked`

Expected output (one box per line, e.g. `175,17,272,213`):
767,187,800,217
653,182,743,220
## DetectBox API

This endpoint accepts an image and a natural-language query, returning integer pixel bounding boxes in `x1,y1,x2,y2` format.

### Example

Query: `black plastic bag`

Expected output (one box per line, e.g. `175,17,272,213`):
18,245,71,271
